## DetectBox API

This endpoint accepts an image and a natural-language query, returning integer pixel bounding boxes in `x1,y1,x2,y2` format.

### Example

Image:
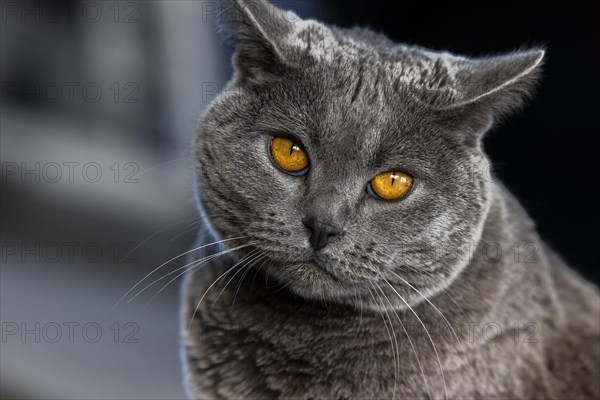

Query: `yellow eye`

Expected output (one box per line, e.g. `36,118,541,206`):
270,137,309,175
368,171,413,201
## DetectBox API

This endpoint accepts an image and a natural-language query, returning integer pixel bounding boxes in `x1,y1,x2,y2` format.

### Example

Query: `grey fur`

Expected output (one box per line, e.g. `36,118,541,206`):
182,0,600,398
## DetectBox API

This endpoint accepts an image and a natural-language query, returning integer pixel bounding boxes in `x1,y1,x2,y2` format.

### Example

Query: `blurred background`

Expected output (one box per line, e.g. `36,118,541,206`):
1,1,597,399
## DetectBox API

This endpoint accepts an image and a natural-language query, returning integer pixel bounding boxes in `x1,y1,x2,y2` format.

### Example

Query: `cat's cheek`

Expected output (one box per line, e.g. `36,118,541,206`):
260,149,308,201
243,173,302,221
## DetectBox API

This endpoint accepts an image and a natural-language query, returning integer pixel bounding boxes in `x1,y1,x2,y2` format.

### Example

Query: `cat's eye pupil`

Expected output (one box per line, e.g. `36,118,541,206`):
270,137,310,175
368,170,413,201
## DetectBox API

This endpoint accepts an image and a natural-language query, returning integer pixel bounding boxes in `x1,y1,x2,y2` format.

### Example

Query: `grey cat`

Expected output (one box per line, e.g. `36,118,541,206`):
182,0,600,398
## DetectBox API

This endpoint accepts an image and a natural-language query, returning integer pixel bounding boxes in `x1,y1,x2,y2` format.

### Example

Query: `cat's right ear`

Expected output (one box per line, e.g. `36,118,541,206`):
420,49,545,146
218,0,296,84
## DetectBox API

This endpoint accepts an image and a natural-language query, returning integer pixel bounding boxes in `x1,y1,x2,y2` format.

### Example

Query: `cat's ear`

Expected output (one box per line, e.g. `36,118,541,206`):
218,0,297,83
423,49,545,144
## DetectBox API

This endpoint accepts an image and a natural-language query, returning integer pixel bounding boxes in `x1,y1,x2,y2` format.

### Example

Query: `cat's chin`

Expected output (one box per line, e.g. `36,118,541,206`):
262,258,369,304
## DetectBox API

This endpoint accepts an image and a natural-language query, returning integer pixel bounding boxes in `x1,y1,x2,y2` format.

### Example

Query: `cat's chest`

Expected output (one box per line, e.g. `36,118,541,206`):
185,312,535,400
182,266,546,399
183,270,447,398
187,308,430,398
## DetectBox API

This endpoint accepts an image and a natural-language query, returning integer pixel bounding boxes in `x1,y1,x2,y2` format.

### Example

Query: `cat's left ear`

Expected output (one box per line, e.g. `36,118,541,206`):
424,49,545,143
218,0,298,83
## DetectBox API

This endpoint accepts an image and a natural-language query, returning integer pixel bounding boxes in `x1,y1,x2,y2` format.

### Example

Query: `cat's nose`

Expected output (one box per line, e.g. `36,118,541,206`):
303,218,341,251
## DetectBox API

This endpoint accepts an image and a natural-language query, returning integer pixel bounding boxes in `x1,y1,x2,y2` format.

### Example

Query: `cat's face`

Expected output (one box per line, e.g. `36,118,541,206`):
195,0,543,309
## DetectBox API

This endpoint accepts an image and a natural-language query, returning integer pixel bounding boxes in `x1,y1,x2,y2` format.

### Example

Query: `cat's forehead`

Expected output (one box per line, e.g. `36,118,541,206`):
284,20,461,97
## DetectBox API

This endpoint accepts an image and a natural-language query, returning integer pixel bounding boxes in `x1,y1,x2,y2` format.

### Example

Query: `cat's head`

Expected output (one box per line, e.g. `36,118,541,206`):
195,0,543,310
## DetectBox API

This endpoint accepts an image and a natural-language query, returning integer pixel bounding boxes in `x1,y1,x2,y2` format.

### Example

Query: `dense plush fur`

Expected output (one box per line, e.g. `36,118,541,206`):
182,0,600,398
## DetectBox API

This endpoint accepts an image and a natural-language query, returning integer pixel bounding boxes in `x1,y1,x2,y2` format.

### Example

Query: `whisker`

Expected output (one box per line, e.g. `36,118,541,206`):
118,215,203,263
120,229,163,263
232,253,267,306
187,251,259,333
383,278,449,400
263,276,293,294
367,288,398,397
370,283,399,399
210,249,263,309
398,263,470,323
169,220,204,242
249,256,269,291
388,270,465,356
374,281,432,400
136,243,253,308
111,235,249,312
137,157,188,178
349,284,365,348
376,247,471,326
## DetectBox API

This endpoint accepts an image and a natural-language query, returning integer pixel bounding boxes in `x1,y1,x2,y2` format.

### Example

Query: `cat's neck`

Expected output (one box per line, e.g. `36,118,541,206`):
421,183,558,330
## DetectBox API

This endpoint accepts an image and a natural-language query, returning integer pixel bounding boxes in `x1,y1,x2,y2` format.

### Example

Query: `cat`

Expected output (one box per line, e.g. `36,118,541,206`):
181,0,600,398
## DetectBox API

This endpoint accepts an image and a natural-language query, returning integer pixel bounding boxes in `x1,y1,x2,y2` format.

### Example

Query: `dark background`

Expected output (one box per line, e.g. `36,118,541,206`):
1,1,597,399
